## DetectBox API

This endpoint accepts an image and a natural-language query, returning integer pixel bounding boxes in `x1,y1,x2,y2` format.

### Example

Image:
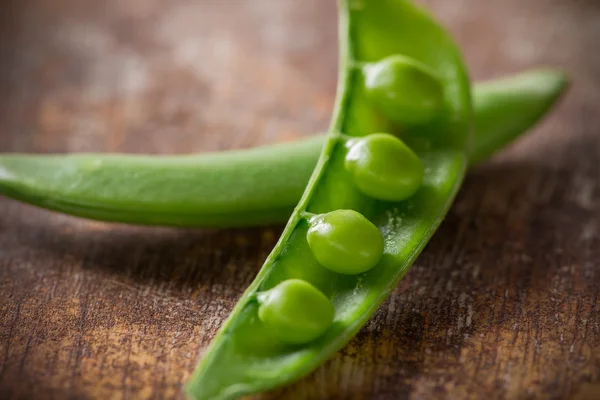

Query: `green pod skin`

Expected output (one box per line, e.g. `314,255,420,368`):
0,71,567,228
0,137,323,227
469,69,568,164
186,0,472,399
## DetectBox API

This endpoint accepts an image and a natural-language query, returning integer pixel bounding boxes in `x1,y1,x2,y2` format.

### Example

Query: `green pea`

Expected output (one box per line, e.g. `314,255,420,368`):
344,133,423,202
257,279,334,345
306,209,384,275
363,55,444,126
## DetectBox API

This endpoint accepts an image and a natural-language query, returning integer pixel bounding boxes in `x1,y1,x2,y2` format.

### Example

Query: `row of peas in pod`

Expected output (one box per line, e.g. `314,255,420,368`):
255,54,444,345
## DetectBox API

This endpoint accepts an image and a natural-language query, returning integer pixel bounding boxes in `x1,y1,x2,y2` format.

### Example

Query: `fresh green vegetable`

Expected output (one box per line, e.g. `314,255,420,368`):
256,279,335,345
186,0,472,398
344,133,423,201
0,71,567,228
0,0,568,398
469,69,568,164
306,209,384,275
363,55,444,126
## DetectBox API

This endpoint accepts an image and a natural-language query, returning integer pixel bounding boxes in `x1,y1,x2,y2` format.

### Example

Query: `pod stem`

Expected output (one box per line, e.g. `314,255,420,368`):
299,211,317,220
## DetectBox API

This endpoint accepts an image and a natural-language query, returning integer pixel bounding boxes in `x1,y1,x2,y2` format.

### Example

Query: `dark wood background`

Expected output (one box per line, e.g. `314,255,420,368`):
1,0,599,399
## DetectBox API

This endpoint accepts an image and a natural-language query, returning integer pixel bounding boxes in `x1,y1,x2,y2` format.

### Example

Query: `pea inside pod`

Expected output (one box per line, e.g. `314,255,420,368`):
344,132,424,202
257,279,335,345
306,209,384,275
363,54,445,126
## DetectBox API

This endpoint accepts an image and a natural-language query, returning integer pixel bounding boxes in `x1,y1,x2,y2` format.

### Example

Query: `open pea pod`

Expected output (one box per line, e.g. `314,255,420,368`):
186,0,472,398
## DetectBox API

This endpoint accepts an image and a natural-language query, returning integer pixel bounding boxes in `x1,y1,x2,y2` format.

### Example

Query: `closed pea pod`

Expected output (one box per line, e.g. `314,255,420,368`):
0,71,567,228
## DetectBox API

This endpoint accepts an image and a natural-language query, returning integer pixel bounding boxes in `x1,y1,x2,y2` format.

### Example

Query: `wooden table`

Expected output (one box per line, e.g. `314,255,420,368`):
1,0,599,399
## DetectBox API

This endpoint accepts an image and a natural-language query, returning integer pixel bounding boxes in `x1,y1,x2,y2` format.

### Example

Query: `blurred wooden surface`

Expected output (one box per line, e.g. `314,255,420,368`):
1,0,599,399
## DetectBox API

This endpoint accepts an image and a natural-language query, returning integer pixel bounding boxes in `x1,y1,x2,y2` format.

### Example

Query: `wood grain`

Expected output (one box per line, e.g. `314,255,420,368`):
1,0,599,399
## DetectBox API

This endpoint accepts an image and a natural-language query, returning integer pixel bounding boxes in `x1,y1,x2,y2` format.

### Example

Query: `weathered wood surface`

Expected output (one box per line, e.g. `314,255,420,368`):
1,0,599,399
